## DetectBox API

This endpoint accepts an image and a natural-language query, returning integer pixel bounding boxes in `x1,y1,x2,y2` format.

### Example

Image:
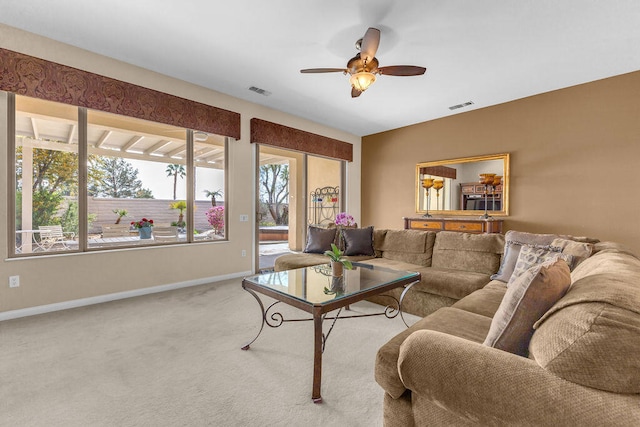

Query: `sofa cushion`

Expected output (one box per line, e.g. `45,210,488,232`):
372,228,388,257
303,226,336,253
375,307,492,399
431,231,504,275
570,249,640,284
414,267,492,300
507,246,572,287
452,280,507,318
273,253,328,271
531,302,640,394
361,257,424,273
342,226,375,256
379,229,436,267
274,253,374,272
530,252,640,393
484,259,571,356
592,241,637,258
491,231,562,282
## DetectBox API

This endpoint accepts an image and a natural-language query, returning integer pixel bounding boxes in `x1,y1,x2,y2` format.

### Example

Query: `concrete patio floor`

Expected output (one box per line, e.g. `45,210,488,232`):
258,242,293,271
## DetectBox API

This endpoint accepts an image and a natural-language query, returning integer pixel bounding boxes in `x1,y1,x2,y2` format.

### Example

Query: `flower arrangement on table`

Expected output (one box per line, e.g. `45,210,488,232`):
131,218,154,229
335,212,355,226
205,206,225,235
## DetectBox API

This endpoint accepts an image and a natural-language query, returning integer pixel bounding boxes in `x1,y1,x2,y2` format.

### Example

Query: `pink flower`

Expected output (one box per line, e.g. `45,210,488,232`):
205,206,225,234
335,212,355,226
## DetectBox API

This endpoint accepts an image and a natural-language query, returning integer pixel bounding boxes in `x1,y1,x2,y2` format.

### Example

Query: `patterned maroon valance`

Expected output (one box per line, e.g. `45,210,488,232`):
250,118,353,162
420,165,457,179
0,48,240,139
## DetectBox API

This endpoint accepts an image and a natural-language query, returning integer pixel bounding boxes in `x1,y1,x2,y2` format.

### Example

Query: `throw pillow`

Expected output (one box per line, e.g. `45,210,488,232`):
550,238,593,269
483,258,571,356
303,226,336,254
507,245,572,287
491,231,562,283
341,226,375,256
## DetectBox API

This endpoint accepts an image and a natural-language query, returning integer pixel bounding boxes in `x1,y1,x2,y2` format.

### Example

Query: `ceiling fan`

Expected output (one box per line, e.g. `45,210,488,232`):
300,27,426,98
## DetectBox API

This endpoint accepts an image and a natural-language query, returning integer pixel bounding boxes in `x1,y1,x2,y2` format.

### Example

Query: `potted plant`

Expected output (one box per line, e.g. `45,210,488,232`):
205,206,225,235
169,200,187,231
324,243,353,277
112,209,128,224
131,217,154,239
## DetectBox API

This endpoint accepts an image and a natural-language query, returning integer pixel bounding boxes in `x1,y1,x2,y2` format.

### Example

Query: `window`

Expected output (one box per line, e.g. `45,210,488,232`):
14,96,79,254
11,94,227,256
87,109,188,248
194,132,227,240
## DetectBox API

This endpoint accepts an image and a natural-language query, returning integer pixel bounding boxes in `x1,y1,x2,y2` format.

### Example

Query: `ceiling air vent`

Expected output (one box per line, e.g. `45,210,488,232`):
449,101,474,111
249,86,272,96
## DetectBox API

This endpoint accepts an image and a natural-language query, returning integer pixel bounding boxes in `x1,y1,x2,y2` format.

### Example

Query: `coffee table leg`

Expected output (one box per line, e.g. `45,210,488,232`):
312,306,323,403
241,283,266,351
399,280,420,328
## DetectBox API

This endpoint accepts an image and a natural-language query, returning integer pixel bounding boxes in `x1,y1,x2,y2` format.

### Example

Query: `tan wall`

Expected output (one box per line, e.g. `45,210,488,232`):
362,70,640,255
0,24,361,315
308,156,342,193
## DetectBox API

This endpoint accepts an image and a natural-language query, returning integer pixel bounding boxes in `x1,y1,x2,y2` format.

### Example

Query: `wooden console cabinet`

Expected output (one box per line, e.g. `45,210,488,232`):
403,217,503,234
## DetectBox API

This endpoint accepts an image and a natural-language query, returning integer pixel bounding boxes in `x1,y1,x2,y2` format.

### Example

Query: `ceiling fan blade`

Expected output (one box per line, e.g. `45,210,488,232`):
351,87,362,98
378,66,426,76
300,68,348,73
360,27,380,63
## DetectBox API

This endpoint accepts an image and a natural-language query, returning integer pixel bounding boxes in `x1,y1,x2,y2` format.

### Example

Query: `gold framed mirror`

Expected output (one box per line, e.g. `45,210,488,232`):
415,153,509,216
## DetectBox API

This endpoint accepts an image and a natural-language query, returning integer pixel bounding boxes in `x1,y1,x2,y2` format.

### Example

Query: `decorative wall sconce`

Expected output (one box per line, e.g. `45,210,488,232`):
421,178,434,218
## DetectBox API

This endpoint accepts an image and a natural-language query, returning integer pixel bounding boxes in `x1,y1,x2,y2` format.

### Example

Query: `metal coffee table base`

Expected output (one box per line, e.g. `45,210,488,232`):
241,280,418,403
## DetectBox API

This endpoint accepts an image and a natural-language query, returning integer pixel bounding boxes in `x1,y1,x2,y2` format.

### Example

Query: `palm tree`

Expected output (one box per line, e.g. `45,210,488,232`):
204,189,224,207
112,209,128,224
165,164,186,200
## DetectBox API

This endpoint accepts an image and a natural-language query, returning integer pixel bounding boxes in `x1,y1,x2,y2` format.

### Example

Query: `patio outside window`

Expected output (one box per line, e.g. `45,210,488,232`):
12,94,227,256
15,96,79,254
86,109,189,249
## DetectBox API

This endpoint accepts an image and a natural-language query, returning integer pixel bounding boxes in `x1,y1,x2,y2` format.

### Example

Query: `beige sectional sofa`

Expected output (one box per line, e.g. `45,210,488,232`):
376,239,640,426
275,228,505,317
277,227,640,424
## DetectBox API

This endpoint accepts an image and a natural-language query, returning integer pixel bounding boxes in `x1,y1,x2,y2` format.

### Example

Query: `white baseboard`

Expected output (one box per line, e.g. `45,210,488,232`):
0,271,252,322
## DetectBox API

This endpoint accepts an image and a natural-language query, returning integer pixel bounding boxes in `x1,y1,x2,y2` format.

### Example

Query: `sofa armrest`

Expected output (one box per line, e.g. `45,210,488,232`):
398,330,640,425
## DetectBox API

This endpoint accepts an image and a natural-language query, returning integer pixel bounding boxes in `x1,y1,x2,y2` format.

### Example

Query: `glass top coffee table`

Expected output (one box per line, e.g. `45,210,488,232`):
241,262,420,403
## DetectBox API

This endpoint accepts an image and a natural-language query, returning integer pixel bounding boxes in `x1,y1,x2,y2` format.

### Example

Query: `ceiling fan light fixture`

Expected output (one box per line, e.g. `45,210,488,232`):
350,71,376,92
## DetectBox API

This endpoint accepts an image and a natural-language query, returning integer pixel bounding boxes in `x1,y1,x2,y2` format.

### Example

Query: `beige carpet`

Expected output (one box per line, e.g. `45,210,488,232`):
0,278,417,426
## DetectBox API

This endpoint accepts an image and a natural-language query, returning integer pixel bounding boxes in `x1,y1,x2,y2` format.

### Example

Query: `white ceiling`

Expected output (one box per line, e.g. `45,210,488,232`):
1,0,639,137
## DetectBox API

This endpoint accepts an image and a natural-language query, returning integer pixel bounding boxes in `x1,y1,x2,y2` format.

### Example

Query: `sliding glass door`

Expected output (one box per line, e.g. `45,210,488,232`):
256,145,344,272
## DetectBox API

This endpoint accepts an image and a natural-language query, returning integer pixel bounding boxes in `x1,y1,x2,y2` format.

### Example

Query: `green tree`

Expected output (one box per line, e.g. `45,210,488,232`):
57,201,97,235
16,147,79,232
16,190,64,230
166,164,186,200
26,148,78,194
259,164,289,225
88,156,154,198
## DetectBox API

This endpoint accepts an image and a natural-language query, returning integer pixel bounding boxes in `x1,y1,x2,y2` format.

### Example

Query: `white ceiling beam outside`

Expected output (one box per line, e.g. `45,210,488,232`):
67,124,76,144
145,140,172,155
166,145,186,158
122,135,144,152
94,130,112,148
30,117,39,139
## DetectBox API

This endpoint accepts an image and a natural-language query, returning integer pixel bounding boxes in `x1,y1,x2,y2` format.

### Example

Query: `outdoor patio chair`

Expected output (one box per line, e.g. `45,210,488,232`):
152,225,179,242
38,225,76,251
